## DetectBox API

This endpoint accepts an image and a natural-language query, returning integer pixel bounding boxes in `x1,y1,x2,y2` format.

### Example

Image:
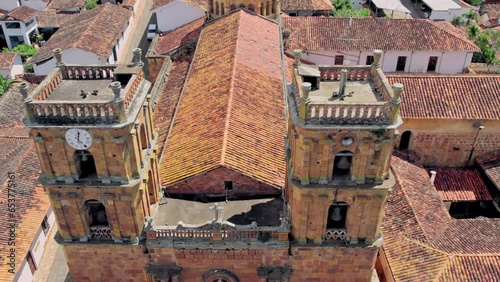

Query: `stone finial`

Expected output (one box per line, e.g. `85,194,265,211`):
301,82,311,99
282,29,291,50
391,83,404,101
53,48,63,63
339,69,348,97
110,81,122,99
18,82,30,100
132,48,144,66
373,49,383,68
293,49,302,66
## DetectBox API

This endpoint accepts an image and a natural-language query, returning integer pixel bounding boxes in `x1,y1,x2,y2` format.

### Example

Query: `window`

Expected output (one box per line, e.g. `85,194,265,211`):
248,4,254,11
215,1,219,15
427,56,438,72
272,0,276,13
365,55,374,65
224,181,233,190
221,3,225,15
5,22,21,29
26,18,35,27
9,36,24,48
74,150,97,179
399,131,412,151
209,0,214,13
334,55,344,65
396,56,407,71
203,269,238,282
26,251,37,274
41,216,50,235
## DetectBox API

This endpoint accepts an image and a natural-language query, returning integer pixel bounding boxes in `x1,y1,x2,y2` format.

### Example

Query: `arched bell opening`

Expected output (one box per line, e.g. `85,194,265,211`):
332,150,353,181
74,150,97,180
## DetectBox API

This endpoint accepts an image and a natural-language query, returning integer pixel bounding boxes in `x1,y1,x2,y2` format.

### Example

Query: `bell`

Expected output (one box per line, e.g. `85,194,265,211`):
331,207,342,221
337,156,350,170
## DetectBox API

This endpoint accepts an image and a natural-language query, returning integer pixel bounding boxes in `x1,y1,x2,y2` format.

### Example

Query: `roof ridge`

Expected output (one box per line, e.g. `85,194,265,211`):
426,20,477,48
72,4,115,56
220,12,242,166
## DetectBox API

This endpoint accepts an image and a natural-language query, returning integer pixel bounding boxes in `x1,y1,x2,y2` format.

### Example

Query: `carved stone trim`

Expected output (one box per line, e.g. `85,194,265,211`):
202,269,239,282
147,263,182,280
257,266,292,281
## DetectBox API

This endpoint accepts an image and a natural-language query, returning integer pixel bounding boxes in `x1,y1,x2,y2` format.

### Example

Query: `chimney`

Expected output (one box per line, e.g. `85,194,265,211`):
301,82,311,99
430,170,437,184
282,29,291,50
338,69,348,97
293,49,302,66
132,48,144,66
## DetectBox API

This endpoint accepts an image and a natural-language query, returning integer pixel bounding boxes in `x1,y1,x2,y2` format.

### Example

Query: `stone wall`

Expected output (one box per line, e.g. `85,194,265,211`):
166,167,282,198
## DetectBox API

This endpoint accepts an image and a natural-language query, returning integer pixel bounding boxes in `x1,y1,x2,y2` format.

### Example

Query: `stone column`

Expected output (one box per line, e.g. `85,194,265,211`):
49,193,72,241
130,129,142,178
18,82,35,123
132,48,144,67
53,48,67,78
391,83,403,124
293,49,302,66
33,134,55,181
111,81,127,123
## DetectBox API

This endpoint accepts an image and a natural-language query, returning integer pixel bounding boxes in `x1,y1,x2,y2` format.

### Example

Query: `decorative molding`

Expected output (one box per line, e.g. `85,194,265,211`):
257,266,292,280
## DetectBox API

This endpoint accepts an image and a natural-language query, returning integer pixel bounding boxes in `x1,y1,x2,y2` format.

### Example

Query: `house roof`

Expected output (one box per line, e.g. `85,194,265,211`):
31,3,132,64
159,10,286,189
0,138,50,282
432,168,492,202
477,151,500,189
154,57,193,160
385,75,500,120
46,0,86,10
3,5,37,22
281,0,333,11
152,0,206,10
383,152,500,281
481,0,500,19
0,53,18,70
281,17,479,52
35,10,78,28
155,17,205,55
0,89,30,138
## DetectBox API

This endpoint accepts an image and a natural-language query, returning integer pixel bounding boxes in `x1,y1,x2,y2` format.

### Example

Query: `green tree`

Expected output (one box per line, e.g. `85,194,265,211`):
463,0,482,6
334,8,371,17
451,16,464,26
463,10,479,25
332,0,353,10
85,0,98,10
0,75,16,96
466,25,480,40
2,44,38,57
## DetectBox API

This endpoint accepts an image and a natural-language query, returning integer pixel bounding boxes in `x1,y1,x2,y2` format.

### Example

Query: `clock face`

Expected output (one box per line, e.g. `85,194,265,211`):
65,129,92,150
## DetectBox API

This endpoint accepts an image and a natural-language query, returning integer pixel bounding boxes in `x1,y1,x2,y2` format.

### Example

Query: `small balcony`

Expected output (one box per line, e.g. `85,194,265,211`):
89,225,112,240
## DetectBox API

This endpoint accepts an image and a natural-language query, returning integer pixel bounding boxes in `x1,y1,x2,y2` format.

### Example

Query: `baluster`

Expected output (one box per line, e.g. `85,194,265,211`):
327,106,332,118
43,106,49,116
318,106,324,118
350,106,356,118
335,106,340,118
76,106,82,117
375,107,381,117
84,106,90,116
359,106,365,118
100,106,106,117
92,106,98,117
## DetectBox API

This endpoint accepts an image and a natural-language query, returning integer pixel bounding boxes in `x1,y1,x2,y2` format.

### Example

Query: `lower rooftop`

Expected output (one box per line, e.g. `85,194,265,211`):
47,79,116,102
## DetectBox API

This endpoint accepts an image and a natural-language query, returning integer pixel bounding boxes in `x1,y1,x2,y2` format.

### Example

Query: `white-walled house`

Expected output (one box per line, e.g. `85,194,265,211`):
0,0,20,12
283,17,479,74
45,0,86,12
1,5,39,50
0,53,23,78
422,0,473,21
20,0,49,11
30,3,133,75
151,0,206,32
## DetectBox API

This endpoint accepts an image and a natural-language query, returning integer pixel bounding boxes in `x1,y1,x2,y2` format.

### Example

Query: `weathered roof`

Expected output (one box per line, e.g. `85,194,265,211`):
31,3,132,63
282,17,479,51
152,0,206,10
46,0,86,10
477,151,500,189
155,17,204,55
383,152,500,281
432,168,492,201
386,75,500,120
3,5,37,22
35,10,78,28
281,0,333,11
159,10,286,189
0,53,18,69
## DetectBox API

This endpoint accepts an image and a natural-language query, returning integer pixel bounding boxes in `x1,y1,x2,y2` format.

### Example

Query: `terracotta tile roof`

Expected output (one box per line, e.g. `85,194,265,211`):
282,17,479,51
159,10,286,189
35,10,78,28
3,5,37,22
482,0,500,19
46,0,86,10
281,0,333,11
383,235,449,281
386,75,500,120
439,256,500,282
0,89,30,137
0,138,50,281
477,151,500,189
155,17,205,55
383,152,500,281
31,3,132,63
0,53,17,70
432,168,492,201
154,57,193,158
152,0,206,10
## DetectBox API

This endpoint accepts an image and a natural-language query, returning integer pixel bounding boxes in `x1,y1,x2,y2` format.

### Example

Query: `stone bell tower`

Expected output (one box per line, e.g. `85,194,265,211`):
207,0,279,19
21,48,160,278
286,50,403,280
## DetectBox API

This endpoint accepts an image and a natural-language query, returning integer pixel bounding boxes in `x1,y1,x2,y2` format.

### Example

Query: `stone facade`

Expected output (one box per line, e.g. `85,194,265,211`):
208,0,279,19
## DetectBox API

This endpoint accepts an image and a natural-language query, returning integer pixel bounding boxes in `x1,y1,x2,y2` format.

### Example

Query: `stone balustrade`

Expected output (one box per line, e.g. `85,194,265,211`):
319,66,372,81
307,102,393,125
89,225,113,240
28,102,119,123
65,65,117,80
123,71,143,110
149,228,286,242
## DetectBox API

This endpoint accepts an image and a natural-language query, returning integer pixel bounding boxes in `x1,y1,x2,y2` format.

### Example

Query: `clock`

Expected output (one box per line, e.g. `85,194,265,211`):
65,129,93,150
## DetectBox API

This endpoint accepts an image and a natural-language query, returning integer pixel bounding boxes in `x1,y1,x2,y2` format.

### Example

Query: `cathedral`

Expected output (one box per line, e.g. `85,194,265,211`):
22,8,404,282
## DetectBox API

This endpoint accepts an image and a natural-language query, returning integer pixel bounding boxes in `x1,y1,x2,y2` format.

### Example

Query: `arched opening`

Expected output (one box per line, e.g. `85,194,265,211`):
260,3,264,14
266,1,270,15
332,150,353,181
85,200,109,227
74,150,97,179
140,123,148,150
221,2,225,15
148,170,157,204
239,3,245,8
271,0,275,14
231,3,236,10
209,0,214,13
248,3,254,11
325,202,349,241
215,1,220,15
399,131,412,151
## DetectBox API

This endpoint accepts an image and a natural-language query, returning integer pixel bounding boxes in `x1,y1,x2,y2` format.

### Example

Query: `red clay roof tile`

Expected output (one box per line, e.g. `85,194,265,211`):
432,168,492,201
155,17,205,55
281,0,333,11
0,53,18,70
3,5,37,22
477,151,500,189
